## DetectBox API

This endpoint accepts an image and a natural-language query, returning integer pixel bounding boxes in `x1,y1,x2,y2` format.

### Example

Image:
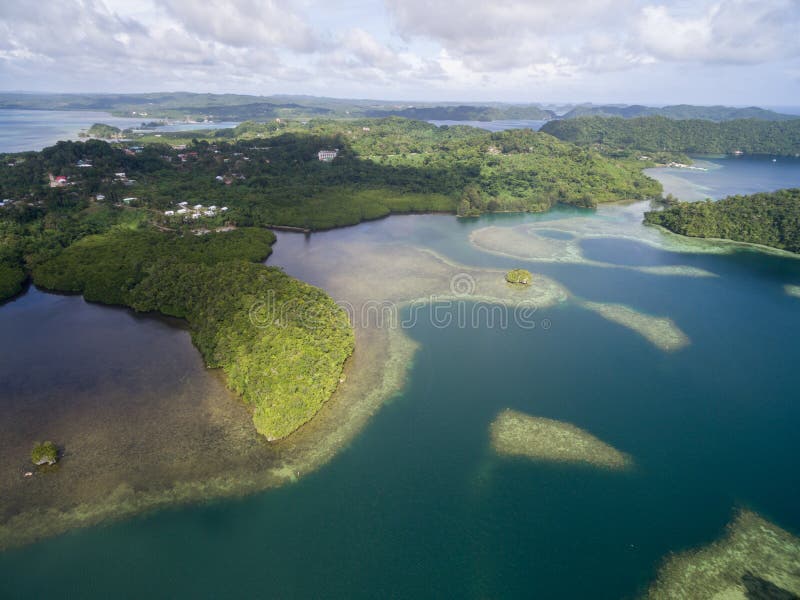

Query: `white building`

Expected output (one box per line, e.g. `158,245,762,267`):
318,149,338,162
164,210,175,216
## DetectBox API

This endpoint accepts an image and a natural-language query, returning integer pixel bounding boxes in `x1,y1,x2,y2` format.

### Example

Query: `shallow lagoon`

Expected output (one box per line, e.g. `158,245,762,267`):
1,156,800,597
0,109,238,153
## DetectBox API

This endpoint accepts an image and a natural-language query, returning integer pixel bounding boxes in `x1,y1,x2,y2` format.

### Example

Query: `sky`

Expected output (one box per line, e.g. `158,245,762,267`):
1,0,799,106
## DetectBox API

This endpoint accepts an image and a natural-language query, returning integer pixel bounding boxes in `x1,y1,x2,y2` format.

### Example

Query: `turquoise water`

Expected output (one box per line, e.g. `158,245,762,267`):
0,110,238,153
1,157,800,597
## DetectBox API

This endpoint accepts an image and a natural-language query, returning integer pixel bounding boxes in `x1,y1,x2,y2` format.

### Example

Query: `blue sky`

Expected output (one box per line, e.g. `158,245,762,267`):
1,0,799,105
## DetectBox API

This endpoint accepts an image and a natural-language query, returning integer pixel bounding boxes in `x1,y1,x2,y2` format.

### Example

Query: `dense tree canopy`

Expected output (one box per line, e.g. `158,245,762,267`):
644,189,800,253
542,116,800,156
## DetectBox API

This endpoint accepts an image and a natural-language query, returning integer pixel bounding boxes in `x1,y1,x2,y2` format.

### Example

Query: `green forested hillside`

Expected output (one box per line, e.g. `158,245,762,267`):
365,105,555,121
644,189,800,252
0,119,662,233
561,105,797,122
541,116,800,156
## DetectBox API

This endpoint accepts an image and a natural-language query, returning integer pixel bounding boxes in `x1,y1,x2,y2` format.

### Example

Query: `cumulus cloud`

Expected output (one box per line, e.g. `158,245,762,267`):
385,0,632,72
341,28,408,72
0,0,797,101
384,0,800,76
160,0,321,52
635,0,800,64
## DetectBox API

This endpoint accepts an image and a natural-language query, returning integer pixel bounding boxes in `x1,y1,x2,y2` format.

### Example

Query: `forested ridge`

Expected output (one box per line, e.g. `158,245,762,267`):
6,118,659,228
560,105,797,122
541,116,800,156
644,189,800,253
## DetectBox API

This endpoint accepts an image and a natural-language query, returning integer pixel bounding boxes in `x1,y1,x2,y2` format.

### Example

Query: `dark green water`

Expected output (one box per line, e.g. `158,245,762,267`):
1,157,800,598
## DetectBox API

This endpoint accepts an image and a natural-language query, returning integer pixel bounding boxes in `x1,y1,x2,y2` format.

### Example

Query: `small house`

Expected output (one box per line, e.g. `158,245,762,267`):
318,149,339,162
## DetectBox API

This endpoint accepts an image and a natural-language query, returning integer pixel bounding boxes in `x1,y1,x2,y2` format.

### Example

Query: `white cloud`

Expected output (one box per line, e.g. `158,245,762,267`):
160,0,321,52
385,0,632,73
635,0,800,64
0,0,797,103
341,28,408,71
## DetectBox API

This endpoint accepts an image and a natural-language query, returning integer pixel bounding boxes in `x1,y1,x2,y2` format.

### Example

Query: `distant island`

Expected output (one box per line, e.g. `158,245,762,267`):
86,123,122,139
365,105,555,122
541,115,800,157
644,189,800,253
1,92,795,125
560,104,797,122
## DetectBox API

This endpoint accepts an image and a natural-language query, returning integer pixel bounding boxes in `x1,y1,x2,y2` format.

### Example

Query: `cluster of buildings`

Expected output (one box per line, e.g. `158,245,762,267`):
164,201,229,220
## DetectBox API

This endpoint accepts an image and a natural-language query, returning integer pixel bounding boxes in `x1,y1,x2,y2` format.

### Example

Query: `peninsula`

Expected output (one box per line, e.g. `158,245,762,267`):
644,189,800,253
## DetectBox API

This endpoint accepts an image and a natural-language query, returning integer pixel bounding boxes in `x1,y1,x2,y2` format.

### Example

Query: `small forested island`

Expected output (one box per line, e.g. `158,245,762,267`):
542,115,800,156
644,189,800,253
505,269,533,285
86,123,122,139
31,441,58,466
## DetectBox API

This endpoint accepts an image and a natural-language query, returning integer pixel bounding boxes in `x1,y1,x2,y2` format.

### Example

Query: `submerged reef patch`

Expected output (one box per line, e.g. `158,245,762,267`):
785,284,800,299
647,510,800,599
489,409,632,470
579,300,690,352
